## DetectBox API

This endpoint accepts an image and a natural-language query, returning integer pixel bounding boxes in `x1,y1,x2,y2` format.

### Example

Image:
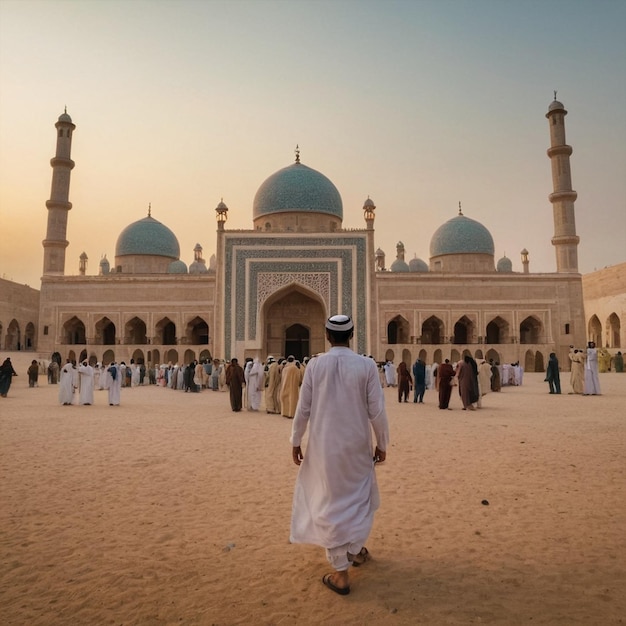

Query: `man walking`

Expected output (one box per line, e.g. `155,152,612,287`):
290,314,389,595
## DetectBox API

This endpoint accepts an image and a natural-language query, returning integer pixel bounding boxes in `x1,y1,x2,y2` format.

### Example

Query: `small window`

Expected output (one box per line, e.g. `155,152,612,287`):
43,326,49,335
565,323,570,334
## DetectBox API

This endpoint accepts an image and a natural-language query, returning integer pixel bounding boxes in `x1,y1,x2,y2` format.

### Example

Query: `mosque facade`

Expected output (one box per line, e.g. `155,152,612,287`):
17,100,612,370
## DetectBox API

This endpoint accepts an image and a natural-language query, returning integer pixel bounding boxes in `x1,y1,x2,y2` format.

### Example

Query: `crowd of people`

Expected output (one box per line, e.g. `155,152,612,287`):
379,356,521,411
3,339,621,410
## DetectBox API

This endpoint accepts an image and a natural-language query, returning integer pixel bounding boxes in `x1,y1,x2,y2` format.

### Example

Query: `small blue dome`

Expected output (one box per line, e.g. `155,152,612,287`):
58,111,73,124
390,258,410,272
116,216,180,258
497,255,513,272
168,260,188,274
253,162,343,220
189,260,208,274
430,215,494,257
409,257,429,272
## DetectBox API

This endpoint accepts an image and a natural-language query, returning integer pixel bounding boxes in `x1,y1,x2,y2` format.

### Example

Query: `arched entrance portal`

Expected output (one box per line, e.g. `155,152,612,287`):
264,287,326,360
285,324,309,362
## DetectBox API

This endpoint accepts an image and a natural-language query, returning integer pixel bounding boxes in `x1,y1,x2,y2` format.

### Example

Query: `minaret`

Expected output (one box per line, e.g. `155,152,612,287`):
546,96,579,273
42,109,76,275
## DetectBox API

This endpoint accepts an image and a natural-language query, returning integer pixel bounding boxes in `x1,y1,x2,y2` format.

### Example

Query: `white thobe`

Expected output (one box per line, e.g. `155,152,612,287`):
290,347,389,549
247,360,264,411
131,364,140,387
584,348,601,394
78,364,95,405
58,363,75,405
107,364,122,405
383,362,396,386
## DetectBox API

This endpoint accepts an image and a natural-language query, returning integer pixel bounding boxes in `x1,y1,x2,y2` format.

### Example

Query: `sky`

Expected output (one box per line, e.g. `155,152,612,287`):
1,0,625,288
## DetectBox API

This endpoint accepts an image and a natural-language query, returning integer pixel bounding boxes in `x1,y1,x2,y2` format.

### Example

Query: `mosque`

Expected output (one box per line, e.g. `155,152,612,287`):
7,98,622,372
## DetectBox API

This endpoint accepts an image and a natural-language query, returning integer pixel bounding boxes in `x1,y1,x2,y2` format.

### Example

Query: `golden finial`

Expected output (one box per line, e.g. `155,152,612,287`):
295,144,300,164
458,201,463,216
553,90,557,100
148,202,151,217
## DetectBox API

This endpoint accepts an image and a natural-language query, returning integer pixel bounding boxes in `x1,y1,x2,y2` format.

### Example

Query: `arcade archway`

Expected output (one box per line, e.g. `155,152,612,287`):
263,286,326,360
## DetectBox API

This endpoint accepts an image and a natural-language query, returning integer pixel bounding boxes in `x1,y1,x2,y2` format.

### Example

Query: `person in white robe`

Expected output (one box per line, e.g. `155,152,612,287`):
78,361,95,405
247,358,264,411
243,359,254,407
93,363,101,390
131,362,141,387
290,314,389,596
584,341,601,395
107,362,122,406
383,361,396,387
58,360,76,405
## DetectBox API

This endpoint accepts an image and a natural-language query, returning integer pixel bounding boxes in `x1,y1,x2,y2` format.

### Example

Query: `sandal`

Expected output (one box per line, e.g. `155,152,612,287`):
347,546,370,567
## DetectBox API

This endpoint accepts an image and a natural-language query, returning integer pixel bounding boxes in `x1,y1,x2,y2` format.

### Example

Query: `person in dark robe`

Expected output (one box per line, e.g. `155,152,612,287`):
412,358,427,403
490,359,501,391
396,361,412,402
614,351,624,373
456,357,476,410
465,356,480,405
0,358,18,397
184,360,198,392
545,352,561,394
225,357,245,412
437,359,455,409
28,360,40,387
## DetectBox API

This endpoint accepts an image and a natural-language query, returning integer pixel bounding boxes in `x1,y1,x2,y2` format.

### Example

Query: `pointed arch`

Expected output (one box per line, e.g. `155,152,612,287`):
401,348,412,367
433,348,443,364
132,349,145,364
125,316,147,344
4,319,20,350
185,316,209,345
587,315,602,347
387,315,410,345
520,316,543,344
156,317,177,345
486,316,510,344
606,313,620,348
384,349,395,362
263,284,326,359
151,349,161,366
63,316,86,345
95,317,116,345
421,316,444,344
524,350,534,372
453,315,475,344
102,349,115,365
450,348,461,363
535,351,545,372
486,348,500,364
166,348,179,364
24,322,36,349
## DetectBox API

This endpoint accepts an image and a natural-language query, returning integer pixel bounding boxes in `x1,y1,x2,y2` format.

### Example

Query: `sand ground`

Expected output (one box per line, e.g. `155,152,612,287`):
1,351,624,625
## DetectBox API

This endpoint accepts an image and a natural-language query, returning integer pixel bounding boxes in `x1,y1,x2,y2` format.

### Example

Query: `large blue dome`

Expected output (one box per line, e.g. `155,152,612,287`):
253,162,343,220
115,216,180,258
430,215,494,257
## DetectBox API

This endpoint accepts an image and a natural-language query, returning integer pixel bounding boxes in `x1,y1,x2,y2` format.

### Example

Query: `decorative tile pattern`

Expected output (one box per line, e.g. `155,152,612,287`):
258,272,331,309
224,235,368,356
